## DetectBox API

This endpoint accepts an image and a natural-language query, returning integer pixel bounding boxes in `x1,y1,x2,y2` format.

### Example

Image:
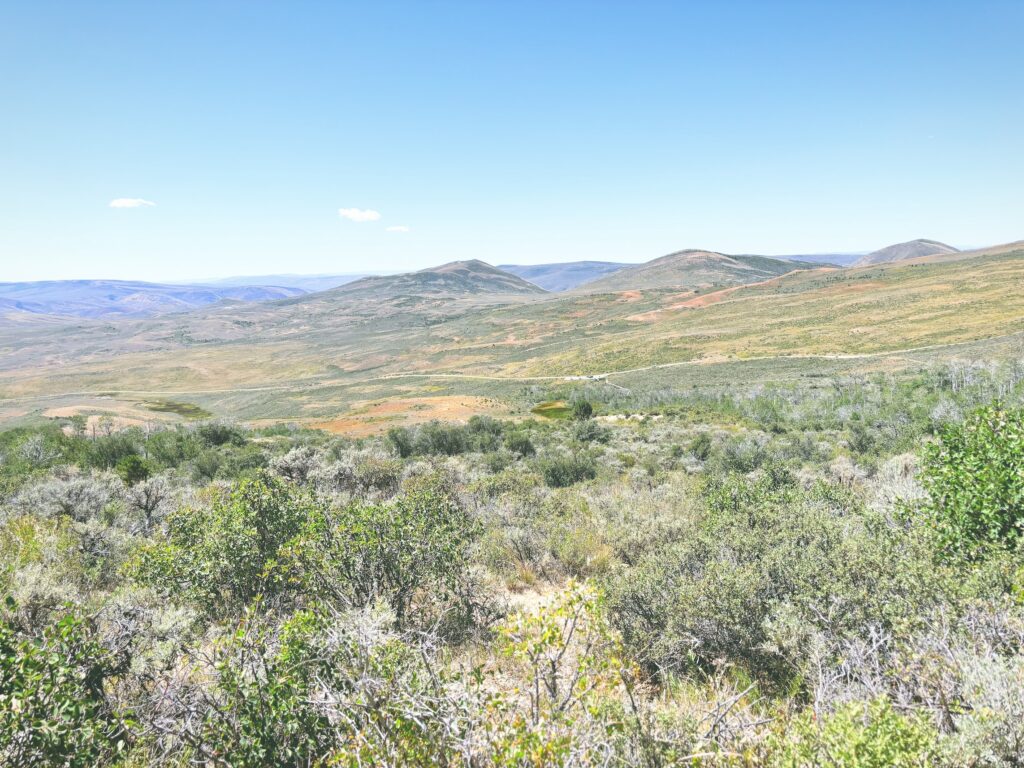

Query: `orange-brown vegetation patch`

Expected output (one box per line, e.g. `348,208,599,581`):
626,286,745,322
627,272,812,322
314,395,508,437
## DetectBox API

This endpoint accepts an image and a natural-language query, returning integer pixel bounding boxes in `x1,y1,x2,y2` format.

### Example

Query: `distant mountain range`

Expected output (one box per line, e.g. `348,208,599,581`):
0,280,306,319
851,238,959,267
203,273,370,292
0,240,985,318
757,252,862,267
499,261,631,291
0,263,539,320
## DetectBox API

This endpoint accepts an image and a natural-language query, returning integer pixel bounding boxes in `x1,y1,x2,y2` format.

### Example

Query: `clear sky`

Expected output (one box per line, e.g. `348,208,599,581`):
2,1,1022,282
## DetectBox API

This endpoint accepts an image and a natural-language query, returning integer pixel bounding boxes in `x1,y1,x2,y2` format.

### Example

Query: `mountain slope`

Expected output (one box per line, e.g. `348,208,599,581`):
498,261,631,291
753,252,861,267
576,250,825,292
0,280,306,318
880,240,1024,267
328,260,547,299
852,239,959,267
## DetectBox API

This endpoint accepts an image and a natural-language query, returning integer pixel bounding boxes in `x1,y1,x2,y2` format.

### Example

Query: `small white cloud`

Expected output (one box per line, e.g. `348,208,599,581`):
386,225,410,232
338,207,381,222
109,198,156,208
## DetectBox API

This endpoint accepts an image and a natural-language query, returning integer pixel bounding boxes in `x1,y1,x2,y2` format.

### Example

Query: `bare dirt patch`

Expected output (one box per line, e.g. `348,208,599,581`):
314,395,508,436
625,292,736,322
42,406,158,432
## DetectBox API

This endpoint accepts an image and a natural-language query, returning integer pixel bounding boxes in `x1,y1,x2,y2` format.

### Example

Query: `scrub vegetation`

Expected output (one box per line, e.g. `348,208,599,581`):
2,357,1023,766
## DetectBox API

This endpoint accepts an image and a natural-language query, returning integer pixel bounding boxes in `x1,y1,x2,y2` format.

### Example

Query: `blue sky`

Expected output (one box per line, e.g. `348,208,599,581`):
2,1,1022,282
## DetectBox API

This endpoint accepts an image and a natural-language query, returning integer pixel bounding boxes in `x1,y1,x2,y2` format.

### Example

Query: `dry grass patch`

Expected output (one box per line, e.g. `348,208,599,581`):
314,395,508,436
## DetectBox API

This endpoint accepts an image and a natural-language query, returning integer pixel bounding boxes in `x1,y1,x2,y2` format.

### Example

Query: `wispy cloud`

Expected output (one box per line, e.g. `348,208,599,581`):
386,225,410,232
109,198,156,208
338,207,381,222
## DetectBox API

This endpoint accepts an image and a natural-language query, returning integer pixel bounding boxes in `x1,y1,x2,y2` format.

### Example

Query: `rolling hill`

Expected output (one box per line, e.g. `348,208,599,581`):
851,238,959,267
498,261,631,291
330,260,547,299
575,250,827,292
2,242,1023,432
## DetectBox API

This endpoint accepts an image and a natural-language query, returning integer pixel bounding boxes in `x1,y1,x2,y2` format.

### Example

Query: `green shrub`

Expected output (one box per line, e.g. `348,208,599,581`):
216,441,269,479
354,455,402,495
485,450,514,473
173,605,454,767
132,471,315,613
414,422,469,456
186,611,332,767
604,475,918,684
538,453,597,488
921,402,1024,558
571,419,610,444
297,478,485,634
191,449,223,482
717,435,769,473
82,429,143,470
115,454,152,486
0,605,129,767
466,415,504,452
766,698,939,767
571,399,595,421
847,420,875,455
387,426,415,458
504,430,536,457
390,419,513,457
194,422,246,447
144,427,203,469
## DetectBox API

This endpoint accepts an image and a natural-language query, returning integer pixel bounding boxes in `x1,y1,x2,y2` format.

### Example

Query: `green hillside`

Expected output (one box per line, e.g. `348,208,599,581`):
327,259,547,299
576,250,825,293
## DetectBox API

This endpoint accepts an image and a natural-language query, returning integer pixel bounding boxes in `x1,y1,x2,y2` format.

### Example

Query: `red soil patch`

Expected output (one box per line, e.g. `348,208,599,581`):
625,271,812,322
